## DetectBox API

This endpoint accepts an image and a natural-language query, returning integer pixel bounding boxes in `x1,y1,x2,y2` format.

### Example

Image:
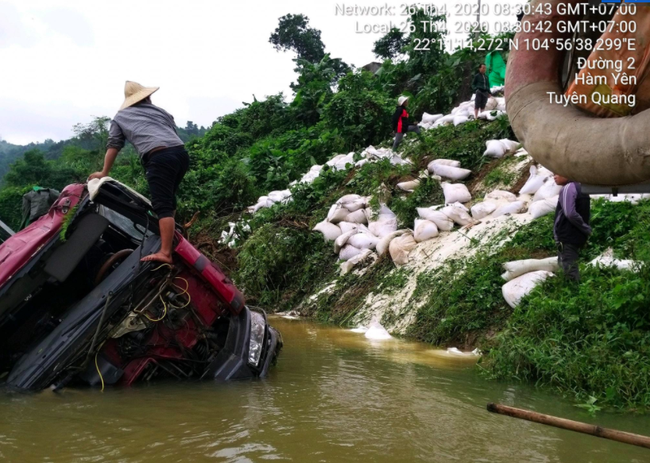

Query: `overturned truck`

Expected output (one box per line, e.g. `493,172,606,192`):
0,180,281,391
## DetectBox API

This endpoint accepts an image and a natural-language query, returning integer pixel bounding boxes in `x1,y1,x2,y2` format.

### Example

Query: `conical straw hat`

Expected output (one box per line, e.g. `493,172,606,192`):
119,81,159,110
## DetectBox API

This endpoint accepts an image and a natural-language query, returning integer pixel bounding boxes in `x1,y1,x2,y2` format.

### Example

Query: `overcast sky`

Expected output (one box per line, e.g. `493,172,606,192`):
0,0,519,145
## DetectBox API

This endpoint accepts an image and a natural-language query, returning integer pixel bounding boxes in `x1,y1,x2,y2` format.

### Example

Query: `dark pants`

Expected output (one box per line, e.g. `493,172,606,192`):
557,242,581,281
143,146,190,219
393,125,421,150
475,90,490,111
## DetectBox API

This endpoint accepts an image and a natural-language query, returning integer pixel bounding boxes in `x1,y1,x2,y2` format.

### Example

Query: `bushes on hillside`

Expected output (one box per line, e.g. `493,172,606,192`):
322,72,393,150
236,223,337,308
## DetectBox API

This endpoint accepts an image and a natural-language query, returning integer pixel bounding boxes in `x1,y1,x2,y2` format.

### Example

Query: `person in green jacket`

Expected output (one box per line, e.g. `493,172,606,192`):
472,64,492,119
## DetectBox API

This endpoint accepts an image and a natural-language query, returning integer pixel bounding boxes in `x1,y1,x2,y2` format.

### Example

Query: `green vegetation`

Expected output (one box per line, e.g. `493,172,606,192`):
403,198,650,409
4,7,649,411
483,166,516,189
484,199,650,410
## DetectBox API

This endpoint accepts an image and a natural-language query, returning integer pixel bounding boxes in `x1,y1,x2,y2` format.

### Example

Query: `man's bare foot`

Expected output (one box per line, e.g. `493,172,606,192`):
141,252,173,264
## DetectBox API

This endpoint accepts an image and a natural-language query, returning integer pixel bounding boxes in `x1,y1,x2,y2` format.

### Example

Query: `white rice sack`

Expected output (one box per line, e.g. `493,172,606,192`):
413,219,439,243
340,249,376,275
328,206,351,224
447,347,482,357
533,178,563,202
313,221,342,242
338,222,359,234
343,198,367,213
497,102,507,112
417,207,455,231
588,249,641,271
441,203,474,226
268,190,291,203
338,194,362,205
483,140,507,158
529,195,558,219
327,154,346,167
471,202,498,220
355,159,369,168
369,218,398,239
486,110,506,121
339,245,364,262
422,113,443,124
429,159,461,168
344,209,368,225
348,232,380,250
397,180,421,192
502,257,559,282
369,204,397,219
519,166,547,195
492,201,528,218
433,119,447,128
438,115,455,125
365,320,392,340
499,139,520,154
485,97,499,111
502,271,554,308
390,155,413,166
376,230,407,256
486,190,517,202
389,233,418,266
431,164,472,181
442,182,472,204
514,148,529,157
453,115,469,126
334,229,357,254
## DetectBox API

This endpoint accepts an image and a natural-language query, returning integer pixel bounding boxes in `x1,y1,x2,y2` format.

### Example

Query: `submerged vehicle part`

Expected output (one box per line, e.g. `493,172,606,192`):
0,180,281,391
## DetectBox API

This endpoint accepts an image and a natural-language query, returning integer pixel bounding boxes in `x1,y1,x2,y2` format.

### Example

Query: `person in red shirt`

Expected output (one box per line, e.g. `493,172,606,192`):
391,96,420,150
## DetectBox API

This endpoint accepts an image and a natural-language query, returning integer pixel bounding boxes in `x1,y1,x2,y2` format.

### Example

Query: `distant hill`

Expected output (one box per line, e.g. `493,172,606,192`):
0,121,208,183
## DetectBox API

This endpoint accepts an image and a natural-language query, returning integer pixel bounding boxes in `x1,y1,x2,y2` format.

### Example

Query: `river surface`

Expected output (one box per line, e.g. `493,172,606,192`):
1,317,649,462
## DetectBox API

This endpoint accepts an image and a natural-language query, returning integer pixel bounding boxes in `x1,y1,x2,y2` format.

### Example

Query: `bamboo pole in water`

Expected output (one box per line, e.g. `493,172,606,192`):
487,403,650,450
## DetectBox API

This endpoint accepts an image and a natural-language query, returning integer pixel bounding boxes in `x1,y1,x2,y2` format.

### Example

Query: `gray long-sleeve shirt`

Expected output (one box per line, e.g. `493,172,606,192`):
107,102,184,158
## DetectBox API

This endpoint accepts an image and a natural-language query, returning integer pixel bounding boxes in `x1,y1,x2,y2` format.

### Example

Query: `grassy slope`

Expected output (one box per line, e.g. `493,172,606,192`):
208,116,650,410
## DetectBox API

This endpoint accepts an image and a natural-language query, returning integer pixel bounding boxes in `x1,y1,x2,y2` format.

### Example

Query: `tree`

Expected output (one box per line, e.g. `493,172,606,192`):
373,27,409,60
269,14,326,63
72,116,111,152
322,71,393,149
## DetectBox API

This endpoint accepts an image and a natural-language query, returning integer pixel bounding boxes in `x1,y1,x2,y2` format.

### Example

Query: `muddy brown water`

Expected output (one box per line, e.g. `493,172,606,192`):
1,317,649,462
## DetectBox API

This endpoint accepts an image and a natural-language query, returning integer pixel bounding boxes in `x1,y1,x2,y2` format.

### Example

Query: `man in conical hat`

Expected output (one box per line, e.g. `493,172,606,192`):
89,81,189,264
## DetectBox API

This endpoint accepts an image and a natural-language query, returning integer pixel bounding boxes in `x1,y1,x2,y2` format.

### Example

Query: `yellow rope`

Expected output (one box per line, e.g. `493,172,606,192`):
142,296,168,322
170,277,191,309
94,341,106,392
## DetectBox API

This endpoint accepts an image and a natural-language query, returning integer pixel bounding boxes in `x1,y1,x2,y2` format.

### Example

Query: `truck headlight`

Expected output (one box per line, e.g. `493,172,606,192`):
248,311,266,366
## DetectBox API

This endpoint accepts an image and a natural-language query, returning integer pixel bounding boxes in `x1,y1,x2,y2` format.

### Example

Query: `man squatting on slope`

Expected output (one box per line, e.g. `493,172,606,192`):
553,174,592,281
89,81,190,264
392,96,420,150
472,64,491,119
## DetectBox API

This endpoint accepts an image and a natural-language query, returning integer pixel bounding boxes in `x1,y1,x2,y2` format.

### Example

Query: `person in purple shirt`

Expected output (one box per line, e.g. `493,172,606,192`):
553,174,592,281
